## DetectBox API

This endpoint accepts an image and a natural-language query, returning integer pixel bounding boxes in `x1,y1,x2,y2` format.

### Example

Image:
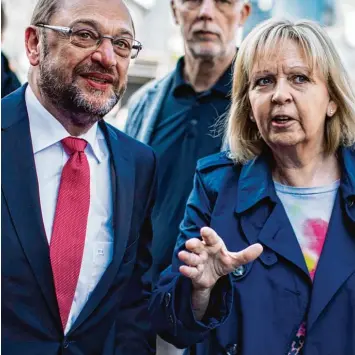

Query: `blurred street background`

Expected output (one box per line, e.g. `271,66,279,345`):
2,0,354,128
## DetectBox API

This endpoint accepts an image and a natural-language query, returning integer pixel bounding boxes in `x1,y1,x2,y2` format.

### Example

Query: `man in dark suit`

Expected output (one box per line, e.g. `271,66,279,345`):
1,0,156,354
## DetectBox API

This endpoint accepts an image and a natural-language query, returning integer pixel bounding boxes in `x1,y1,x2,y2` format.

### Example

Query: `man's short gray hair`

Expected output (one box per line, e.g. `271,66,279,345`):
30,0,59,25
30,0,135,36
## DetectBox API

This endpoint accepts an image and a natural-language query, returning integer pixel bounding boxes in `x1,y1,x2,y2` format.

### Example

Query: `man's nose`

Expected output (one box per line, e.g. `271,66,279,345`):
198,0,216,20
91,38,117,69
271,79,293,105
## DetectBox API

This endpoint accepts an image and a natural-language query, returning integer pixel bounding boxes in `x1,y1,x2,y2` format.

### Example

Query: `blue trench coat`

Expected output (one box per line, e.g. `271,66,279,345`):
149,147,355,355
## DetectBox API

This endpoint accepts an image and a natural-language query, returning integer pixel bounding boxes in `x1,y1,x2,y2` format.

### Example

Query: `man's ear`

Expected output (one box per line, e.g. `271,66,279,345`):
239,2,252,26
25,26,41,66
171,0,179,25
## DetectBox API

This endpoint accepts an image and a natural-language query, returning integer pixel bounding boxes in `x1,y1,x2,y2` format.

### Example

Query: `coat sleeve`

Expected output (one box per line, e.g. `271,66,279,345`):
149,169,234,349
114,150,157,354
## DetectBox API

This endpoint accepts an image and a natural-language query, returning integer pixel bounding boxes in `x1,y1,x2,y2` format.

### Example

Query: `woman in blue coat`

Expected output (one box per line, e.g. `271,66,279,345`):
149,18,355,355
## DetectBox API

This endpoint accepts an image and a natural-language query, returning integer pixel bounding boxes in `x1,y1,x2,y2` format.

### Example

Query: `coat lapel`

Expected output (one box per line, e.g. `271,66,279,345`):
236,153,309,276
308,148,355,330
70,122,135,333
1,86,61,326
239,202,309,276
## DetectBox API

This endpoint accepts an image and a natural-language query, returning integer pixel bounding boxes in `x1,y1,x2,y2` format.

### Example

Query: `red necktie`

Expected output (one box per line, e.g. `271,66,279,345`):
50,137,90,330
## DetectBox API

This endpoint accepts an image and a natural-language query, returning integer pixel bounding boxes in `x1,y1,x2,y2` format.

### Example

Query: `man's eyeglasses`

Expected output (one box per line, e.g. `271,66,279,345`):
180,0,238,12
35,24,142,59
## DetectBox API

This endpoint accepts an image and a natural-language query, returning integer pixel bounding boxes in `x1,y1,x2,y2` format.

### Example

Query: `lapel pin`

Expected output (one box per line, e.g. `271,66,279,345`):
232,265,246,277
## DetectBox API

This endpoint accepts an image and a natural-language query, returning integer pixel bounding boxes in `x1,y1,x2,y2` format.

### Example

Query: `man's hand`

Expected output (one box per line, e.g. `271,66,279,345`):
178,227,263,320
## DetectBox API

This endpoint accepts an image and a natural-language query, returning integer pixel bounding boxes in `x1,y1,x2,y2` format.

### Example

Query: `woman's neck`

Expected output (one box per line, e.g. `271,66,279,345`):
272,150,340,187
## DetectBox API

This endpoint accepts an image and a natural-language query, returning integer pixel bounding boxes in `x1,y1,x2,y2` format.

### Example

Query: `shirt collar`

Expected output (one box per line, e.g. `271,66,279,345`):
172,56,234,98
25,85,103,163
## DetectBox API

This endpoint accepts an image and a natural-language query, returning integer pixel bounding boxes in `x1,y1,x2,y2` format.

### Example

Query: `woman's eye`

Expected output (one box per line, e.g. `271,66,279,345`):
293,75,309,84
255,77,273,87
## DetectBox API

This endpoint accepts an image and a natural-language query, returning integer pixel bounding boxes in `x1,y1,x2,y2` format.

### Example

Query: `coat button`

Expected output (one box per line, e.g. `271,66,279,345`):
63,338,70,349
232,265,246,277
348,199,354,207
225,343,238,355
168,314,174,325
165,292,172,307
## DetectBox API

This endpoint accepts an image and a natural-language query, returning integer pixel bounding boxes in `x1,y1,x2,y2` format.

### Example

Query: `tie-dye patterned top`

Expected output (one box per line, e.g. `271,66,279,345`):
274,180,340,355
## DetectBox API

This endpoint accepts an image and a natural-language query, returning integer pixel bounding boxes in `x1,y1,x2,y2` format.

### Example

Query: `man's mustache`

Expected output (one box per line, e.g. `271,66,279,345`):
192,24,222,37
74,64,120,85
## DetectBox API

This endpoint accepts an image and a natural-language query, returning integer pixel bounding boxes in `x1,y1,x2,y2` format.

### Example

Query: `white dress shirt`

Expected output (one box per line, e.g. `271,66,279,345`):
26,86,114,334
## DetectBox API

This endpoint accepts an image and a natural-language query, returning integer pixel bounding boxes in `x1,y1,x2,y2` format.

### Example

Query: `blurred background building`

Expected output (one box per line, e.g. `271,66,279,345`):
2,0,355,128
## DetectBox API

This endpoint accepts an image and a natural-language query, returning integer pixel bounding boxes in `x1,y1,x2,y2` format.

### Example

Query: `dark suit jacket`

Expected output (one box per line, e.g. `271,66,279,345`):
2,85,157,355
150,149,355,355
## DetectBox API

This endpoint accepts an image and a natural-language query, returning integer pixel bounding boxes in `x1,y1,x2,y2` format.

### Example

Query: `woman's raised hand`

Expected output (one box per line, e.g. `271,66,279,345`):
178,226,263,291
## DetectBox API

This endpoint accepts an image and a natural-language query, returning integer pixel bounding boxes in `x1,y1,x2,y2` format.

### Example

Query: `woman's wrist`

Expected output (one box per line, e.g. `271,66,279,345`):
191,286,213,321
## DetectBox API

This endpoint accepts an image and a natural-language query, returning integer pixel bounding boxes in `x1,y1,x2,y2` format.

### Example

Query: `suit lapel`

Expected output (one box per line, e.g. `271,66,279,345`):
308,192,355,330
103,122,135,268
1,86,61,326
70,122,135,333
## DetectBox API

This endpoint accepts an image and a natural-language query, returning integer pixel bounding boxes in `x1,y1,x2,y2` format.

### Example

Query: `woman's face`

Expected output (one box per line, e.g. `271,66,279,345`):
248,39,337,153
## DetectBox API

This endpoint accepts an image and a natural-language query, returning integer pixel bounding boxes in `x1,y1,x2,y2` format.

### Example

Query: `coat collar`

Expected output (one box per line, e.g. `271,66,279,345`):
235,146,355,215
235,150,278,214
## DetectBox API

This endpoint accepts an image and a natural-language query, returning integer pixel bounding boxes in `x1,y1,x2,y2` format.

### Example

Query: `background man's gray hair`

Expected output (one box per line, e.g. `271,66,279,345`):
30,0,59,25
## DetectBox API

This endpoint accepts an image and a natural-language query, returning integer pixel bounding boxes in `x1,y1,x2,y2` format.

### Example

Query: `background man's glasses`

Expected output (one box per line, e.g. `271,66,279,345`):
180,0,238,11
35,24,142,59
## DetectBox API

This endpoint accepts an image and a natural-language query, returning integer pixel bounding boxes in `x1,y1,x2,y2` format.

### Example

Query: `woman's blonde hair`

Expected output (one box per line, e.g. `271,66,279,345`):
225,18,355,163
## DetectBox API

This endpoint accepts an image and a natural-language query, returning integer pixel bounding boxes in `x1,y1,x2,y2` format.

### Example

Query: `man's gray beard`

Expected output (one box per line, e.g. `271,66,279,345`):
38,48,125,126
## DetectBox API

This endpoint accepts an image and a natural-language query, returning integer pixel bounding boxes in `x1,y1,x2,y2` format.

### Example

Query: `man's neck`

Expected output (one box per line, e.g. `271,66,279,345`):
29,80,95,137
183,51,235,93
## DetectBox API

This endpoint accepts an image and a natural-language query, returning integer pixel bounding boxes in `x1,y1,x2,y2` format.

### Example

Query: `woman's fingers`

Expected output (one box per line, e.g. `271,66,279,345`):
200,226,222,247
185,238,205,254
179,265,200,279
227,243,263,268
178,250,202,267
180,228,263,286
